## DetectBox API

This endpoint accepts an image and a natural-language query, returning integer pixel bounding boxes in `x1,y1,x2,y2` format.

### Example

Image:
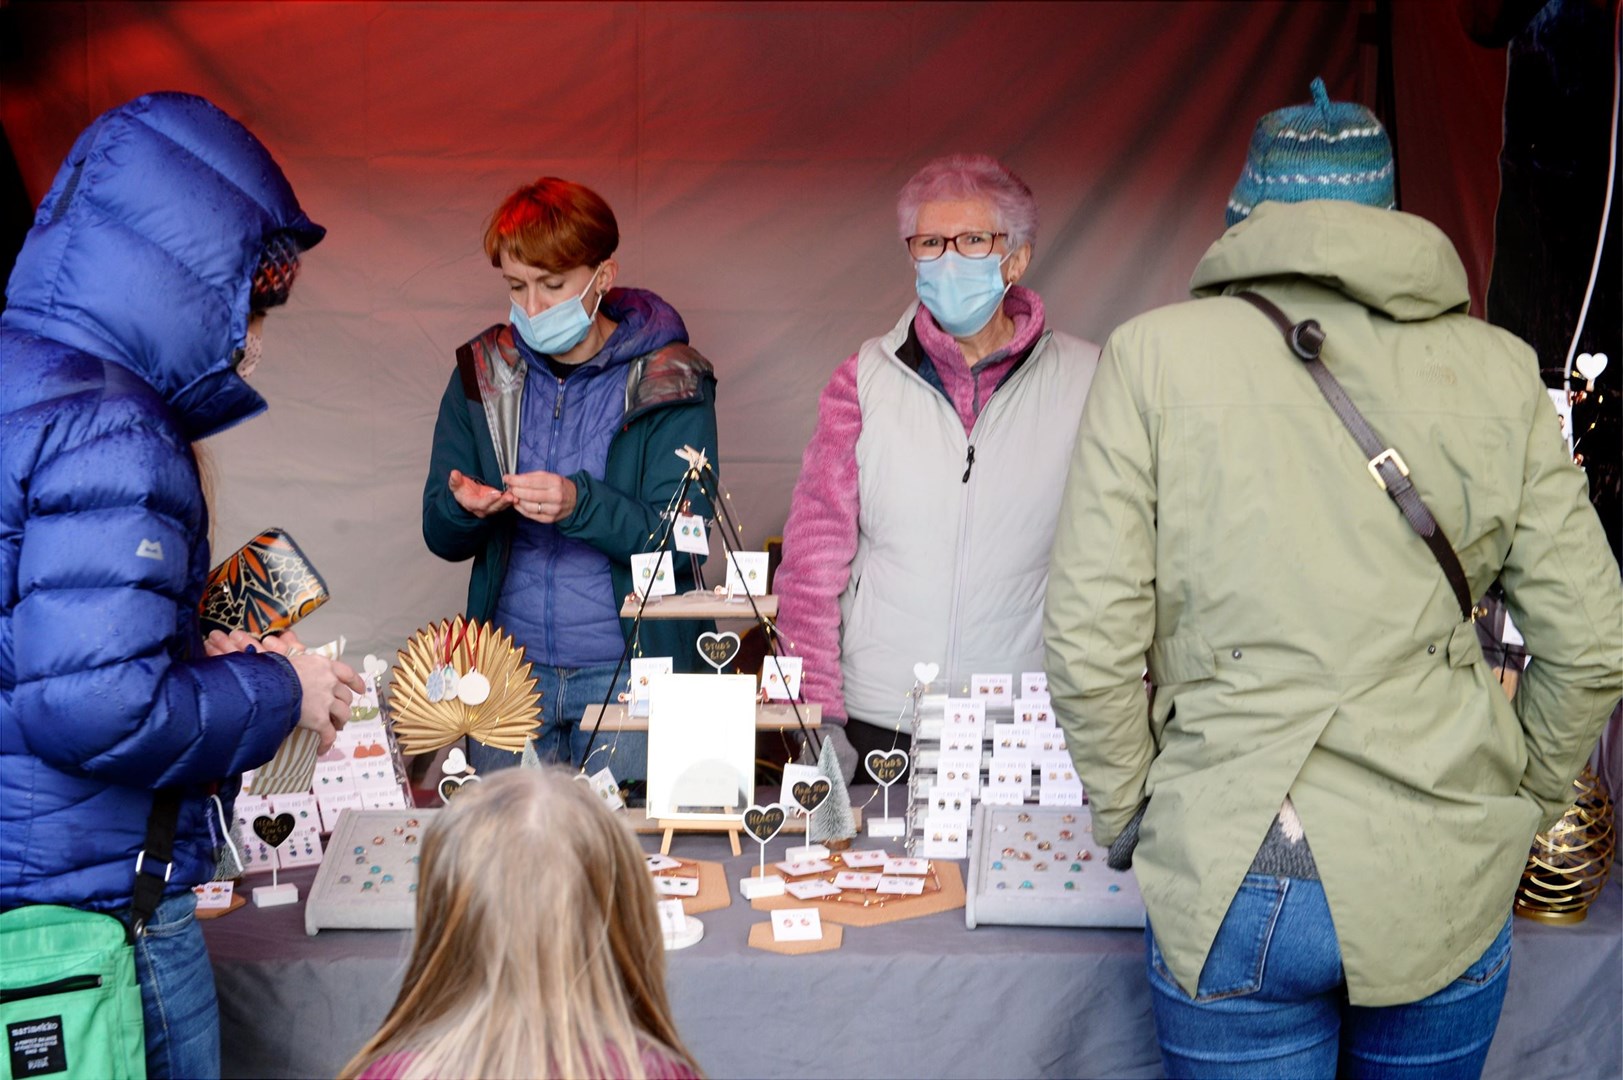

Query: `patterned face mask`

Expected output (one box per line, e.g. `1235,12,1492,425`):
236,329,263,379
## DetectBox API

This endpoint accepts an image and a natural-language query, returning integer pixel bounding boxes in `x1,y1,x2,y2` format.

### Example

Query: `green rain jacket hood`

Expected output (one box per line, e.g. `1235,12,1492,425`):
1045,200,1622,1007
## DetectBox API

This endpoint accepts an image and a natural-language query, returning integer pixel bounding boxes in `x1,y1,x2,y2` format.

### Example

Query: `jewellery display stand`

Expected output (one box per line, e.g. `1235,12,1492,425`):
965,804,1144,929
576,448,823,854
304,808,439,935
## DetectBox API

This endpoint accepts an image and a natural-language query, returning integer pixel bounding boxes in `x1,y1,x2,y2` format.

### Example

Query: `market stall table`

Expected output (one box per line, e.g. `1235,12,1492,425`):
204,824,1623,1079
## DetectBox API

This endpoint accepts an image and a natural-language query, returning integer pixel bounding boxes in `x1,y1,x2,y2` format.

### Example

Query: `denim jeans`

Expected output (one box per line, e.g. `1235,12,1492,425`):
465,662,647,782
126,891,220,1079
1147,874,1512,1080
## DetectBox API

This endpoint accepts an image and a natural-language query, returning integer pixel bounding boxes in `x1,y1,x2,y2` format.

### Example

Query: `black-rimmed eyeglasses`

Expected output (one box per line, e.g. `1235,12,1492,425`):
905,231,1007,261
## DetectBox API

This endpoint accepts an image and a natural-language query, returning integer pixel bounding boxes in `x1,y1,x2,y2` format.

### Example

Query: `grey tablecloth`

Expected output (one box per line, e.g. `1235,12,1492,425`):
205,832,1623,1079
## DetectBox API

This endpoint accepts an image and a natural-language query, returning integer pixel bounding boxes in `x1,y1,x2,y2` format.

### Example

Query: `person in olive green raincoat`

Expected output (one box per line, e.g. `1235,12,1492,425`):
1044,80,1622,1079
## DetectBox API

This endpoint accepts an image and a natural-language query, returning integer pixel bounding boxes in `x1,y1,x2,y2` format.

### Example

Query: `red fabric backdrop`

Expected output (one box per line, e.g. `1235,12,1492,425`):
1,2,1504,658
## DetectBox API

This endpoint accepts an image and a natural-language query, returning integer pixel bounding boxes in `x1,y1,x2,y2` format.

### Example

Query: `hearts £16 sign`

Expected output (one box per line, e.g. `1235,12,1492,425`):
741,803,787,843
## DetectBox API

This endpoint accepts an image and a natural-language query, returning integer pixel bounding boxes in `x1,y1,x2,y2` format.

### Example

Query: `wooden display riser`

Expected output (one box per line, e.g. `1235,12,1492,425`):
625,805,862,843
620,591,778,620
747,858,965,927
583,702,820,731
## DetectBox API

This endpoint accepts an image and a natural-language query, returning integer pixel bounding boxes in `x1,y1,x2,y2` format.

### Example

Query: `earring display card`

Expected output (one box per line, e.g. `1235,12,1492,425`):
304,808,440,935
723,551,769,597
965,804,1144,929
631,551,676,599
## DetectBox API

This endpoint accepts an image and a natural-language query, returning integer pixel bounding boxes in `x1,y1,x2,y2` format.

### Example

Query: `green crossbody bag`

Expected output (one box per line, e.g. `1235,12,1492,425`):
0,789,182,1079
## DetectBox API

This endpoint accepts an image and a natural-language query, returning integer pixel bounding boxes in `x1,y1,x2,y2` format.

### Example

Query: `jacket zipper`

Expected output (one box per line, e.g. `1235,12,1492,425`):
930,331,1051,681
0,974,103,1005
543,375,566,664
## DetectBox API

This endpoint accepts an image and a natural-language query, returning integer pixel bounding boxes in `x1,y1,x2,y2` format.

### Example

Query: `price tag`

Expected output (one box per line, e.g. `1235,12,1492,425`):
193,881,234,910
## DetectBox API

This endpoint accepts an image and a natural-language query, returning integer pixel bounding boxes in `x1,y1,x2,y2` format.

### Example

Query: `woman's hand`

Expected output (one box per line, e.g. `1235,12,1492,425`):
448,469,515,518
504,470,578,523
287,651,366,753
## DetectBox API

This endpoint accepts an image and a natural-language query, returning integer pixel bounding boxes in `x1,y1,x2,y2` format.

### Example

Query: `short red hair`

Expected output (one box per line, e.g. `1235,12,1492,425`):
484,177,618,272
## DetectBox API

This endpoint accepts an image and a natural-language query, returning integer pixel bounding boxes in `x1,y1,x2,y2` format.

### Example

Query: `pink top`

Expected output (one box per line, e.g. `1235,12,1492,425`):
773,288,1047,721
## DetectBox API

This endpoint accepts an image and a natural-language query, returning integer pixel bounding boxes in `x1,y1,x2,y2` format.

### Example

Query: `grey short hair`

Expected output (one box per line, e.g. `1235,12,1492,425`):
896,154,1039,252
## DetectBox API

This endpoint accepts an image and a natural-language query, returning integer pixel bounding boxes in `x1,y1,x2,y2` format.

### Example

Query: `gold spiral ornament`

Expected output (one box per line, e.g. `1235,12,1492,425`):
1514,766,1615,925
388,617,540,754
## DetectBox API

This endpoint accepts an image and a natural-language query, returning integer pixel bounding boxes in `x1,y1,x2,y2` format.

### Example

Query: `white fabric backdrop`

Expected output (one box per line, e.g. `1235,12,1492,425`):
4,1,1366,660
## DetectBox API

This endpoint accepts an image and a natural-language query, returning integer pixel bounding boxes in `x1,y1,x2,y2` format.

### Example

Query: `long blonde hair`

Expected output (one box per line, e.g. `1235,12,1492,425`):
339,768,699,1080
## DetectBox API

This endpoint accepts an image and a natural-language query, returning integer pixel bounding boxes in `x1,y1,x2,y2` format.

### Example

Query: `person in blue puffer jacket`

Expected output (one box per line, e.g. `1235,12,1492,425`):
0,93,363,1078
423,177,719,788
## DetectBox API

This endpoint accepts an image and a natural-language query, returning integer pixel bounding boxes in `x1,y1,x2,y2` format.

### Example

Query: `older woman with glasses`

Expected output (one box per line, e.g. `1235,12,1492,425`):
774,153,1100,777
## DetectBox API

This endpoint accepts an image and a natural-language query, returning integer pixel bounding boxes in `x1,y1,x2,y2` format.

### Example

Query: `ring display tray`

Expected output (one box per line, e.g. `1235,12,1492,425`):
304,808,438,935
965,804,1144,929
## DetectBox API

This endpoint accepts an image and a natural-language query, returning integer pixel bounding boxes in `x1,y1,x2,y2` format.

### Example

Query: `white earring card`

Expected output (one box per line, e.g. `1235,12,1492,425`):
631,551,676,599
646,673,757,820
724,550,769,596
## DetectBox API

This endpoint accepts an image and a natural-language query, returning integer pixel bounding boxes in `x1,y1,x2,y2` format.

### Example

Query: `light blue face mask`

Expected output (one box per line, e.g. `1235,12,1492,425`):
510,264,605,356
914,250,1011,338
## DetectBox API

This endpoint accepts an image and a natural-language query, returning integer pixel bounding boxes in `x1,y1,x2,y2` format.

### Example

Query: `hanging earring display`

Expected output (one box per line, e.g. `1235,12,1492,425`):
391,617,540,754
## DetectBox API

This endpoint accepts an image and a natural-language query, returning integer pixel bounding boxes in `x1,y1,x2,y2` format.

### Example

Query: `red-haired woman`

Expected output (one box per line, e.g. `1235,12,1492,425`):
423,178,719,789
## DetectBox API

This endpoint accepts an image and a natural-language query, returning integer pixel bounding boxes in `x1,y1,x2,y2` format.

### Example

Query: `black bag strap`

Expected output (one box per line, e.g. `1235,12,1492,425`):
129,788,185,939
1235,291,1475,622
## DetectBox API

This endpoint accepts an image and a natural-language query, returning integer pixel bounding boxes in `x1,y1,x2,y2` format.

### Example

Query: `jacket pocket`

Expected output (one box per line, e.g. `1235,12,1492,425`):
1147,629,1218,686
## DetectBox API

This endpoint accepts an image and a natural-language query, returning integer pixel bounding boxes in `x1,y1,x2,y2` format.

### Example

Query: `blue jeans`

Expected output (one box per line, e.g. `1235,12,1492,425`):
465,662,647,782
1147,875,1511,1080
125,891,219,1079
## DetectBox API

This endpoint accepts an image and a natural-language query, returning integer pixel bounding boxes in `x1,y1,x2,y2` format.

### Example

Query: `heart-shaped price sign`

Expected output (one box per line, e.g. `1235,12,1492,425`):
865,750,908,787
741,803,787,844
696,631,741,673
439,774,479,803
791,778,831,815
913,662,940,685
252,813,296,849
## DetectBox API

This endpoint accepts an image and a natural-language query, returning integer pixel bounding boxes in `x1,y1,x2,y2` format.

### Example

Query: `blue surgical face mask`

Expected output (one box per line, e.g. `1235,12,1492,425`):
914,250,1011,338
510,264,605,356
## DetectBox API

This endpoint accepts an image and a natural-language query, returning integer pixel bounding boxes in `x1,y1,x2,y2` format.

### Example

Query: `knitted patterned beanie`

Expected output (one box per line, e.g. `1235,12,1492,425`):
1225,77,1395,227
250,231,303,312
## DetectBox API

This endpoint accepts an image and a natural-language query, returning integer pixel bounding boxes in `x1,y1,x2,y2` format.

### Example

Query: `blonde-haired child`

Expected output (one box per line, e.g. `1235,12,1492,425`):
340,767,701,1079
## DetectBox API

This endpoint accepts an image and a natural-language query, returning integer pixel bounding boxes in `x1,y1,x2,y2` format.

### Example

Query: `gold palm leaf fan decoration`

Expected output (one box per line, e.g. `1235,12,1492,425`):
388,617,540,754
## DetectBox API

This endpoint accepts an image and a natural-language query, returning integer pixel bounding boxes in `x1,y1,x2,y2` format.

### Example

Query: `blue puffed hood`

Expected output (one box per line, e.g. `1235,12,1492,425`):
1,92,324,440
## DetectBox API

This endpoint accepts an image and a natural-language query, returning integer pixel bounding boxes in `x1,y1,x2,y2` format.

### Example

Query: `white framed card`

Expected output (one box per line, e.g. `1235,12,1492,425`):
724,550,770,596
646,673,757,820
1021,672,1049,699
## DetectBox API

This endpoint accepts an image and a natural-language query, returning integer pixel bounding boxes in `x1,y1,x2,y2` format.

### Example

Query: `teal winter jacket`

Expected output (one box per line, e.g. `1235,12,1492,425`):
422,322,719,669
